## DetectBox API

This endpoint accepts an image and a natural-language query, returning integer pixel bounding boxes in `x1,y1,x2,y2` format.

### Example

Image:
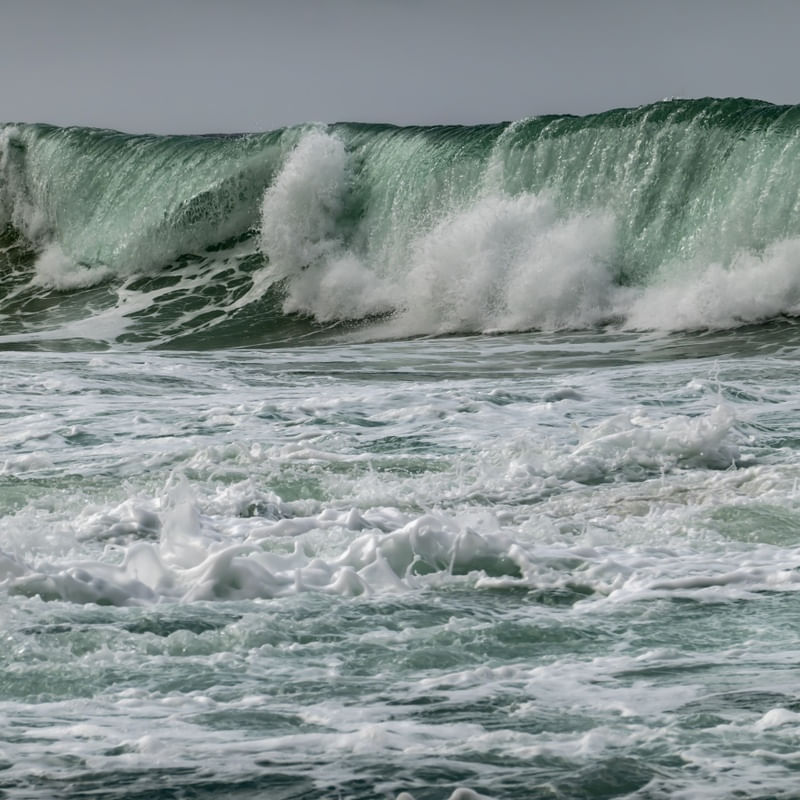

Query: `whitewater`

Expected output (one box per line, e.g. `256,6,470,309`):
2,98,800,798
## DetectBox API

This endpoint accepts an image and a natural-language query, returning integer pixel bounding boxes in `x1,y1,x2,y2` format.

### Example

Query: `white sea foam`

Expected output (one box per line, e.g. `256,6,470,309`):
30,243,112,289
0,341,783,611
7,452,800,609
259,131,616,332
2,338,800,798
258,130,800,336
623,236,800,330
5,125,800,336
8,111,800,799
259,129,396,321
260,129,349,281
396,193,616,334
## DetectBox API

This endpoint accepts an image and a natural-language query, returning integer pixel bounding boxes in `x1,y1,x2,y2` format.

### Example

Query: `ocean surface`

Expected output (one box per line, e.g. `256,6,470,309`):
2,98,800,799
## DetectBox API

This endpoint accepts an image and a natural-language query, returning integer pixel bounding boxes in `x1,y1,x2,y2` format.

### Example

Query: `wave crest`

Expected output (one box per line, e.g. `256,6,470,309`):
5,98,800,346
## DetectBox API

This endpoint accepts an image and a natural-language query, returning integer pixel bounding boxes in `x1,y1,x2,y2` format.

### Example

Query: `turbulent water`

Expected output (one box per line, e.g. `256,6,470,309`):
3,98,800,798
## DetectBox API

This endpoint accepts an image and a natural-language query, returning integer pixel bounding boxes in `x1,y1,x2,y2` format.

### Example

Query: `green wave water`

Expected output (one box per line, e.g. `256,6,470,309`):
3,97,800,347
7,99,800,800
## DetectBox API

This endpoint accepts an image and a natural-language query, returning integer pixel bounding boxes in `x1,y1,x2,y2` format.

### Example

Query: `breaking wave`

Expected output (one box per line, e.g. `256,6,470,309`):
4,97,800,347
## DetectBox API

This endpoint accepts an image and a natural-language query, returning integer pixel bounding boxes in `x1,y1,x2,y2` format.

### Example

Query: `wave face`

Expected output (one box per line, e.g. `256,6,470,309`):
4,97,800,347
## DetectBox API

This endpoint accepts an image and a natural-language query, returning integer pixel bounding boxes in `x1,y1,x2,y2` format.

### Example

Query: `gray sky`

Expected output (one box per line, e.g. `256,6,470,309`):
2,0,799,133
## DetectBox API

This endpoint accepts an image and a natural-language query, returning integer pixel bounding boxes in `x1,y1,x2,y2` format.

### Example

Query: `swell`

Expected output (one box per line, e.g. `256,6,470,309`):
3,97,800,347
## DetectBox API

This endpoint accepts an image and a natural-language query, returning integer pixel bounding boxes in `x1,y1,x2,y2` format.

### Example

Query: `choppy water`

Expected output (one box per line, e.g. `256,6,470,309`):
3,99,800,798
3,329,800,798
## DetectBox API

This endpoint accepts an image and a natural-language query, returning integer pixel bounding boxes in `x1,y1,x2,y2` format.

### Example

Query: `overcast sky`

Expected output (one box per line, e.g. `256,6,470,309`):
2,0,799,133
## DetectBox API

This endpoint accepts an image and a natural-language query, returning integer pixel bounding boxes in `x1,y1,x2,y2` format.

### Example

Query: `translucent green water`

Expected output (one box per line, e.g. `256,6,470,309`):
3,100,800,798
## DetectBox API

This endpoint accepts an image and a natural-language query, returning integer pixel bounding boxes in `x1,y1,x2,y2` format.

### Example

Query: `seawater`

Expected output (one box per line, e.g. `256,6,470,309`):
2,100,800,798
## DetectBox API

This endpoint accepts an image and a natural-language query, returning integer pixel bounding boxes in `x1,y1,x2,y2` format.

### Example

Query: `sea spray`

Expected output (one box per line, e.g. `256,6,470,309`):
4,97,800,345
